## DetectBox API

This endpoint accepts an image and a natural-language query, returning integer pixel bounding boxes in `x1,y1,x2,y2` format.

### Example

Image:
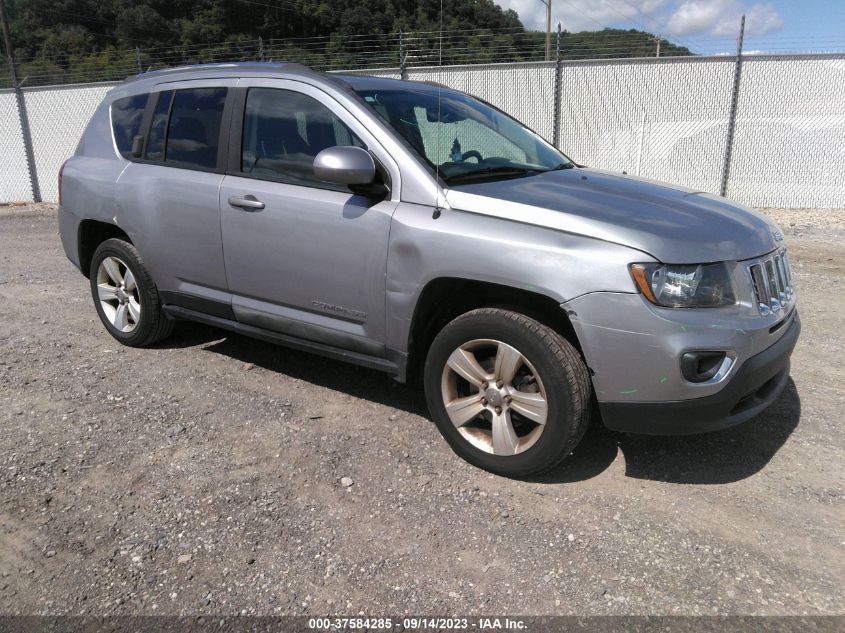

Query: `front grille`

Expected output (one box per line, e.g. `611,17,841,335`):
748,249,794,315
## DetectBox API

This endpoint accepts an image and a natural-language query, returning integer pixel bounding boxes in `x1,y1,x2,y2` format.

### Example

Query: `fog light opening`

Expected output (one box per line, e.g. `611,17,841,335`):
681,351,734,383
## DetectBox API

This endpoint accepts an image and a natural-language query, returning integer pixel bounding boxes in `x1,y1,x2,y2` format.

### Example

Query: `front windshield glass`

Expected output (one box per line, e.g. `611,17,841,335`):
353,87,573,184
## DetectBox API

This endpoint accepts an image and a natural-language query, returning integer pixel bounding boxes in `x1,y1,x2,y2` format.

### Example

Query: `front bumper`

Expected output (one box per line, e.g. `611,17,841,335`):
598,312,800,435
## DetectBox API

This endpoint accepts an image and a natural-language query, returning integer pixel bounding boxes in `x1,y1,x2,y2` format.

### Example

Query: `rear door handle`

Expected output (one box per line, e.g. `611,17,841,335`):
228,195,265,211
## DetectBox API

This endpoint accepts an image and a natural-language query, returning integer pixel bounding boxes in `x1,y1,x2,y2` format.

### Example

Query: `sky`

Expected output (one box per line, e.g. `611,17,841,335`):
496,0,845,55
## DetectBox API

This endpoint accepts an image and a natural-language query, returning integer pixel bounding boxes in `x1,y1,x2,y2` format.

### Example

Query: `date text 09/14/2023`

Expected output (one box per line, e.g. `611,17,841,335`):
307,617,528,630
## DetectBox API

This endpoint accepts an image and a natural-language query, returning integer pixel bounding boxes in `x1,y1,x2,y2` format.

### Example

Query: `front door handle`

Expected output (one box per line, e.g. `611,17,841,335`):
228,195,265,211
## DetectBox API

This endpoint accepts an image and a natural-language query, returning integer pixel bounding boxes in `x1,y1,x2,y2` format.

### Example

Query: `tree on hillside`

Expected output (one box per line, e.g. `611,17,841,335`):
1,0,692,86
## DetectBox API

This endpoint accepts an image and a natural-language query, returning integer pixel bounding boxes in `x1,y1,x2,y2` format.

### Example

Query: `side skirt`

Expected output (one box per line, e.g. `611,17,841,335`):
162,304,407,381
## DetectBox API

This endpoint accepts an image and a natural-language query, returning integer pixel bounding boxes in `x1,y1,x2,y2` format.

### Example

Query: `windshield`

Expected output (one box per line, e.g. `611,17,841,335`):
353,87,573,184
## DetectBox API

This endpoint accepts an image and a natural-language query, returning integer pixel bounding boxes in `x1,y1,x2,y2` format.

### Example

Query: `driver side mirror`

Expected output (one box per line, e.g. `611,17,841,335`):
313,146,387,198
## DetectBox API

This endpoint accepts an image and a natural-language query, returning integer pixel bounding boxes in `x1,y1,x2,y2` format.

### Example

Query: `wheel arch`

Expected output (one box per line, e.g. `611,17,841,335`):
406,277,585,385
78,220,132,278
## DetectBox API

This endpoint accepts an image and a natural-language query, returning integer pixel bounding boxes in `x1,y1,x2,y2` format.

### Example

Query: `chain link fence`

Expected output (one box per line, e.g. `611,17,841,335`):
557,56,735,195
729,55,845,207
2,53,844,208
22,83,115,202
0,90,30,201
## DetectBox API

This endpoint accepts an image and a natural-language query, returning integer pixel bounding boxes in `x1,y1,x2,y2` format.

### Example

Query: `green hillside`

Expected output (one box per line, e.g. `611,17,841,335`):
1,0,692,85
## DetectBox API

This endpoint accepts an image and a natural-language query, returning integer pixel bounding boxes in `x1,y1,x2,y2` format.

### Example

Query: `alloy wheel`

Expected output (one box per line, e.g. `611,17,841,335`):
96,256,141,333
440,338,548,456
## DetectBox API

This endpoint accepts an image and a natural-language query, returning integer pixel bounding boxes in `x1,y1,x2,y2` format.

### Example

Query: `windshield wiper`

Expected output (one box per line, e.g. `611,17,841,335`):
550,161,576,170
444,166,540,184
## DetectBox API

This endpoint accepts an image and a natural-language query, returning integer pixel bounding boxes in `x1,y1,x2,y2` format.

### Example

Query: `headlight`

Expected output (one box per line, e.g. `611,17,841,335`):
630,262,736,308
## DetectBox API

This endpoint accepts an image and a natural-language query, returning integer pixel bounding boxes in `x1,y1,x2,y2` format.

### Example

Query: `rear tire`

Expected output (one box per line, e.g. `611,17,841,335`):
424,308,591,477
89,238,174,347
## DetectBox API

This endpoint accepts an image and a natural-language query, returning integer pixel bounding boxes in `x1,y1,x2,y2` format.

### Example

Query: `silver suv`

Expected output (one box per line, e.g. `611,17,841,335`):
58,63,800,476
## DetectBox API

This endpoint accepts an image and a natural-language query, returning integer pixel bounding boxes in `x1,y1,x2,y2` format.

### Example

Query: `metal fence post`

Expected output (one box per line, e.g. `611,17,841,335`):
399,30,407,80
720,14,745,198
1,0,40,202
14,88,40,202
552,22,562,148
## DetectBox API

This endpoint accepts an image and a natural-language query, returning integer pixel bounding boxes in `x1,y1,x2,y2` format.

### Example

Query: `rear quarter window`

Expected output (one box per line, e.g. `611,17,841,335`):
111,94,148,159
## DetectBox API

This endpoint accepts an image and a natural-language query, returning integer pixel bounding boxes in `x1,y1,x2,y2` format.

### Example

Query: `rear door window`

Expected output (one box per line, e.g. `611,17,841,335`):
165,88,228,169
111,94,148,159
144,88,227,169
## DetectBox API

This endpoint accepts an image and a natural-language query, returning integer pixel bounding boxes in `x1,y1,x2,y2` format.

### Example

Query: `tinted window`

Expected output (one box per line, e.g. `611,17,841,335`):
241,88,364,187
111,94,148,159
165,88,227,169
145,90,173,162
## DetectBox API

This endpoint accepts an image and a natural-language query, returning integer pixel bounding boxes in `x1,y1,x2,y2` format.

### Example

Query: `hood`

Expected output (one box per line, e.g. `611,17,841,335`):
446,168,780,263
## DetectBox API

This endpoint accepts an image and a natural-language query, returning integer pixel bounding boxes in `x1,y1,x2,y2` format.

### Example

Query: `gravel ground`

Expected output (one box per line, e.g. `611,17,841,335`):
0,204,842,617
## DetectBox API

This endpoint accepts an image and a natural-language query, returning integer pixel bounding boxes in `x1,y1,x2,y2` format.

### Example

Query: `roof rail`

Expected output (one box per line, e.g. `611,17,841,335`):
125,61,315,83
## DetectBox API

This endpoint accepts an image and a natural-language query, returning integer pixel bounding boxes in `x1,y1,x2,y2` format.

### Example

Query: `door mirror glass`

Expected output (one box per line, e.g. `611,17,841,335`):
314,146,377,185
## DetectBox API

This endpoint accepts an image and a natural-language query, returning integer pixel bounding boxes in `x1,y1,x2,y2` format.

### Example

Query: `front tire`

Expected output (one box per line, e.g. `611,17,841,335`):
424,308,591,477
89,238,173,347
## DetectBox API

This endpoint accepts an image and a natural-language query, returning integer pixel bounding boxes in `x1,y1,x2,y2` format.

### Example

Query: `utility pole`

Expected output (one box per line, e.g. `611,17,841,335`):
1,0,41,202
540,0,552,62
0,0,17,87
655,33,661,58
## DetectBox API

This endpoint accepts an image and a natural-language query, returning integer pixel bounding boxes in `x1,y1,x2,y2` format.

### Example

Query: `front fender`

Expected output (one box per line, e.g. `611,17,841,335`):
384,202,649,353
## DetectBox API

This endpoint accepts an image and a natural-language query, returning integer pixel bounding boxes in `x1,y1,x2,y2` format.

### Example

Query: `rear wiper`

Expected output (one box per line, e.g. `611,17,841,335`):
444,166,539,184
